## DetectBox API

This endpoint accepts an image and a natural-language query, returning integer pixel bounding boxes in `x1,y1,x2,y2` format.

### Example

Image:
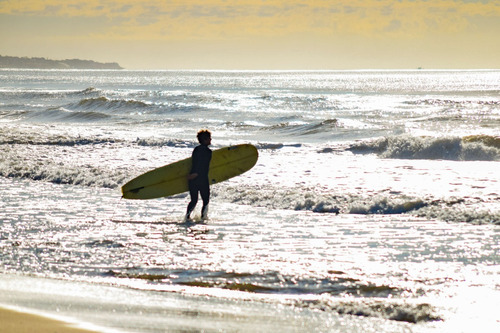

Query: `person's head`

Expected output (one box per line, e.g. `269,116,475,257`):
197,129,212,145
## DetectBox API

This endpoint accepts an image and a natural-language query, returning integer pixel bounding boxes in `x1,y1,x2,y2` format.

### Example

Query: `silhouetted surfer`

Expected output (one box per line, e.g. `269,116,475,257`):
185,130,212,221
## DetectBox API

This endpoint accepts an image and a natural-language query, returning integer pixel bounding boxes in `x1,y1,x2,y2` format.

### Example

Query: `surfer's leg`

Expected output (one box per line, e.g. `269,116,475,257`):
186,185,198,220
200,184,210,219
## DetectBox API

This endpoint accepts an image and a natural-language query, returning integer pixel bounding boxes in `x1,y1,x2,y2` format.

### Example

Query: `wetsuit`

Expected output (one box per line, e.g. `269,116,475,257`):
186,144,212,218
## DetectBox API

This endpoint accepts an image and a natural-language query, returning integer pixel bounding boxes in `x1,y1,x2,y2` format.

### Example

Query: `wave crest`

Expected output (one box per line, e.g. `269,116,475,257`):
298,298,441,323
215,185,499,225
73,97,150,112
347,135,500,161
264,118,341,137
0,153,130,188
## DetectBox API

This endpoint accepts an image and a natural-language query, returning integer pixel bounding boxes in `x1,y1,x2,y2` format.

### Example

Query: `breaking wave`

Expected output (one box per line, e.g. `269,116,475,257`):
347,135,500,161
216,185,500,225
264,119,341,137
0,127,196,148
20,94,154,123
71,96,150,112
298,298,441,323
0,128,120,146
135,137,196,148
28,107,111,122
0,154,130,188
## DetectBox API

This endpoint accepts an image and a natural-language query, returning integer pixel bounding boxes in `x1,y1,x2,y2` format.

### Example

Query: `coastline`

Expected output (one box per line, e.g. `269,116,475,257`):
0,306,99,333
0,55,123,70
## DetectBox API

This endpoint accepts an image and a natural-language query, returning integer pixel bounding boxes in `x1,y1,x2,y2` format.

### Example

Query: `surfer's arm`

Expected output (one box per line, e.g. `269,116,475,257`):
187,173,198,180
188,147,202,180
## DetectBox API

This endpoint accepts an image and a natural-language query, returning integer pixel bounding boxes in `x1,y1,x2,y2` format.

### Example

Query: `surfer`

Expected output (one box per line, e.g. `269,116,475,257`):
185,130,212,221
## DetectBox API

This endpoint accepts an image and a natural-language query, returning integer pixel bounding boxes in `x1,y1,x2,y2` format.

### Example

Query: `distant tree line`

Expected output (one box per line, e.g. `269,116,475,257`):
0,55,123,69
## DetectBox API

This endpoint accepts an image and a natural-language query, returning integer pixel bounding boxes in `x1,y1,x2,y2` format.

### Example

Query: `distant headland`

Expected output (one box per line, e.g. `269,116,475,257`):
0,55,123,70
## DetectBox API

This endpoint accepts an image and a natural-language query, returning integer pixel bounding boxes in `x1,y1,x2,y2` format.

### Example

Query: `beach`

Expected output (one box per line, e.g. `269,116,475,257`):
0,69,499,332
0,306,97,333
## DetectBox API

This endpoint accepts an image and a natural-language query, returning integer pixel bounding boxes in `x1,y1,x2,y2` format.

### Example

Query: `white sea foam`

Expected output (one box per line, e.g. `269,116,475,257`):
1,123,498,225
348,135,500,161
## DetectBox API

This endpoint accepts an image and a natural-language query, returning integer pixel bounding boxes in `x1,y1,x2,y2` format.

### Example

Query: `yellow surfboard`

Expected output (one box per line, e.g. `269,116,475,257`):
121,144,258,200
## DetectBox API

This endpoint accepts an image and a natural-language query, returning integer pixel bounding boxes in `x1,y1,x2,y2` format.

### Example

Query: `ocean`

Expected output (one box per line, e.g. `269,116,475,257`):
0,69,499,332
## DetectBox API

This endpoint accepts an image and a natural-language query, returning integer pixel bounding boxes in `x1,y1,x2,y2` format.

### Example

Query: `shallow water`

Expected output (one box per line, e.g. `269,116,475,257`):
0,69,499,332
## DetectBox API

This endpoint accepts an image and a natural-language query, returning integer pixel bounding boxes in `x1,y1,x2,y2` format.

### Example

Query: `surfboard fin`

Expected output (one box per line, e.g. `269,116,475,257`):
130,186,145,194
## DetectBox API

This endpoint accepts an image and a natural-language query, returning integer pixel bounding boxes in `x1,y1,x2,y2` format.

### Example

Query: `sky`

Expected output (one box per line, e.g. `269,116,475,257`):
1,0,499,70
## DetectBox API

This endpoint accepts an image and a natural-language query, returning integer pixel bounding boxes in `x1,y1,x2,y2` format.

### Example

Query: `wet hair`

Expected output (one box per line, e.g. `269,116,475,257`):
197,129,211,143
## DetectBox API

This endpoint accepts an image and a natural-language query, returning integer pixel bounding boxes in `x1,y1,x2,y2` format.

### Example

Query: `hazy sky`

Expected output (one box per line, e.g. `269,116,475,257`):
1,0,499,69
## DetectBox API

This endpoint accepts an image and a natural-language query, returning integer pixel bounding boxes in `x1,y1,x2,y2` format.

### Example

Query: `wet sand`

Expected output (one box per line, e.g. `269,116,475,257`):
0,306,97,333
